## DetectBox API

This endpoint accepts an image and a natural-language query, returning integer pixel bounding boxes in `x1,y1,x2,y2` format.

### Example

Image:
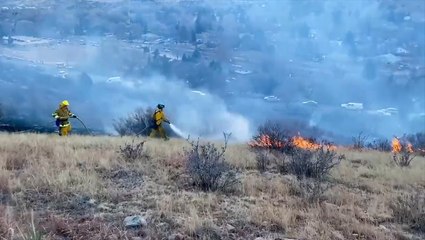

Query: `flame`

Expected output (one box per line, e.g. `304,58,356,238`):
249,134,336,150
248,134,285,148
292,135,320,150
392,138,402,153
392,137,414,153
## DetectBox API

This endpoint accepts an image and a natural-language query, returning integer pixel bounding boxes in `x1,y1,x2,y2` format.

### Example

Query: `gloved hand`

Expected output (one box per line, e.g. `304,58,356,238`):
71,115,77,118
164,120,170,124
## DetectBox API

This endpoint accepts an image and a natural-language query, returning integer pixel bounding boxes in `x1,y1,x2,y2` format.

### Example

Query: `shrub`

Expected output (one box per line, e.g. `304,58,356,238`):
113,107,178,137
113,107,154,136
185,134,238,192
256,120,290,141
118,140,146,162
390,191,425,233
367,138,391,152
406,132,425,156
284,145,342,204
250,120,341,176
250,120,292,151
274,151,289,174
288,148,316,178
289,177,329,204
254,149,269,173
393,151,415,167
288,145,344,180
249,120,296,157
392,138,415,167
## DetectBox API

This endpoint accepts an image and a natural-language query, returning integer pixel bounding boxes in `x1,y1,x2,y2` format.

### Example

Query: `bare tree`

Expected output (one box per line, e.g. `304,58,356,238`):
352,131,369,150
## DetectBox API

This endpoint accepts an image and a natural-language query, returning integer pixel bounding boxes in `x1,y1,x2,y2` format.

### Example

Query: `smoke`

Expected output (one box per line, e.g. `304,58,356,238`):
228,0,425,138
97,74,253,141
0,62,253,140
0,0,424,142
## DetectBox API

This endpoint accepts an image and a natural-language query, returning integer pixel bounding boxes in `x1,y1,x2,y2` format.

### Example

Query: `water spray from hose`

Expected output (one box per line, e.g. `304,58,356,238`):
169,123,189,138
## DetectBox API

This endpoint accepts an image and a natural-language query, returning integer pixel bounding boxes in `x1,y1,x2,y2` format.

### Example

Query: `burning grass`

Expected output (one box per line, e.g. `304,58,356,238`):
249,133,336,151
0,133,424,239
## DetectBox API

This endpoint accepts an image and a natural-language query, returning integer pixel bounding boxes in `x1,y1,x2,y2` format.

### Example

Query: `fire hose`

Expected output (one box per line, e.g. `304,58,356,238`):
136,121,172,136
137,125,151,136
50,116,92,135
74,116,92,135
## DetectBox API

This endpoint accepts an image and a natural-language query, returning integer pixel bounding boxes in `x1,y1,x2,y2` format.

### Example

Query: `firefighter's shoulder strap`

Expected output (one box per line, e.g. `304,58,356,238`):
152,109,161,119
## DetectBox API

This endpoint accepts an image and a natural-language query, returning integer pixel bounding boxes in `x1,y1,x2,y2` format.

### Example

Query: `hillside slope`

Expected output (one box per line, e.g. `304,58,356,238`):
0,134,424,239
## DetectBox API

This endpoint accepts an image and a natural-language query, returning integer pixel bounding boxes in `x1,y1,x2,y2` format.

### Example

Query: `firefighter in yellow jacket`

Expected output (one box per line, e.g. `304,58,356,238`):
52,100,77,136
149,104,170,140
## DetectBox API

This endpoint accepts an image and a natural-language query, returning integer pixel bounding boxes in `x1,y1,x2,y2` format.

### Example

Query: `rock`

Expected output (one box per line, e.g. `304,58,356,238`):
88,198,96,205
168,233,185,240
132,238,143,240
379,225,388,231
124,215,147,228
255,238,265,240
225,224,235,232
97,203,113,211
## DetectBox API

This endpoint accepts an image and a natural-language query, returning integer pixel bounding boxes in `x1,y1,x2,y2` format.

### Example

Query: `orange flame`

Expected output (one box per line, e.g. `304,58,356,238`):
292,135,320,150
248,134,284,148
392,138,402,153
392,137,414,153
249,134,336,150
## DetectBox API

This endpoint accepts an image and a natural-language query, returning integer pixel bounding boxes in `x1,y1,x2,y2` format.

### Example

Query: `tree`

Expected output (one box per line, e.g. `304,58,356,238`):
192,48,201,61
177,25,189,42
209,60,222,72
194,10,214,34
0,25,4,44
191,30,197,44
153,49,160,58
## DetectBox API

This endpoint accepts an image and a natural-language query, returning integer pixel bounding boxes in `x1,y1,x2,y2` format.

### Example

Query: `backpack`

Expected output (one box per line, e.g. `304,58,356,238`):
150,110,159,129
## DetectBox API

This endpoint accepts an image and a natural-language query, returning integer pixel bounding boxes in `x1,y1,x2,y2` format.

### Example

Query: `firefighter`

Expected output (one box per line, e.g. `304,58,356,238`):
149,104,170,140
52,100,77,136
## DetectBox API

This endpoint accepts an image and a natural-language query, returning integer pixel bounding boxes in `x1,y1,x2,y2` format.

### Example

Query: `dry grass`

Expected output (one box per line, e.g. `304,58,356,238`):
0,133,424,239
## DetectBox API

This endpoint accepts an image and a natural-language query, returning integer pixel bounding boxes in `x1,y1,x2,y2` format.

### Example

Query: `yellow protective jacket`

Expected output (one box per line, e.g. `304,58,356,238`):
152,109,168,126
52,108,74,127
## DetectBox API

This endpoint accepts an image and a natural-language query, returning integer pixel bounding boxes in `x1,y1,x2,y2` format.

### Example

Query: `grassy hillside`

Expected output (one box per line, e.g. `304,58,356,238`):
0,134,424,240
